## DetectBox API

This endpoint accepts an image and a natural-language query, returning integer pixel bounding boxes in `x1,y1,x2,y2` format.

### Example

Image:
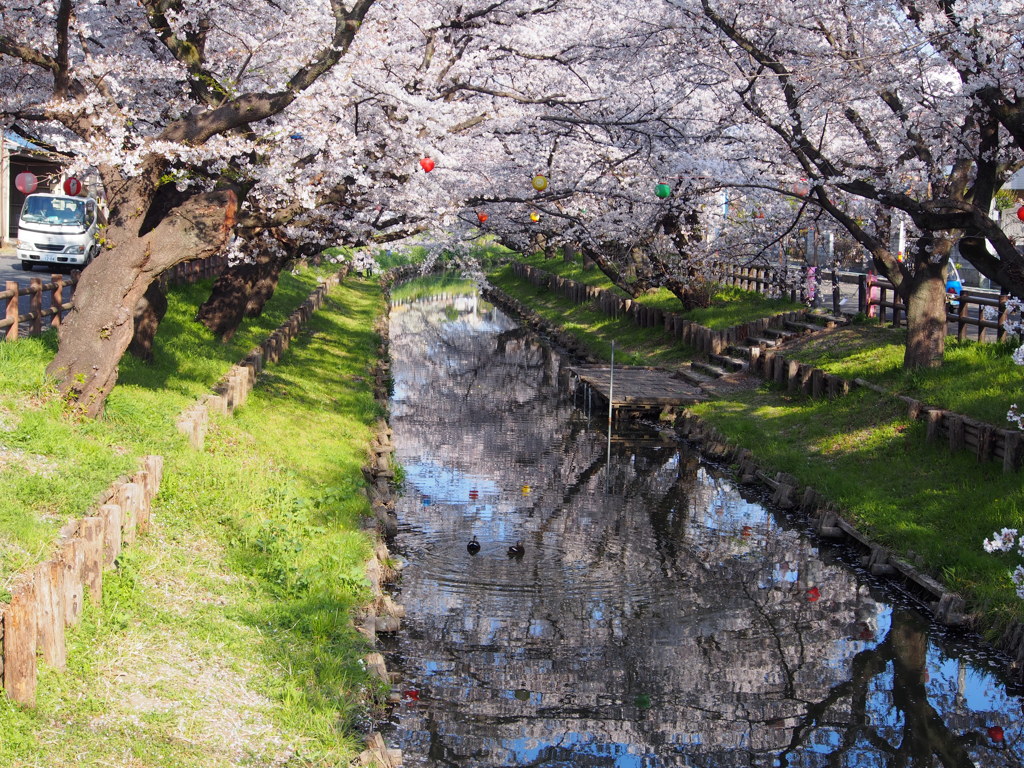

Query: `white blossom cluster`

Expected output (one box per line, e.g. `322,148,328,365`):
2,0,1023,340
982,528,1024,599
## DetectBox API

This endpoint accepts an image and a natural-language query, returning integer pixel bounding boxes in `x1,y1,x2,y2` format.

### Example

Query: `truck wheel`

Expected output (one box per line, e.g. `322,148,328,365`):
19,261,33,271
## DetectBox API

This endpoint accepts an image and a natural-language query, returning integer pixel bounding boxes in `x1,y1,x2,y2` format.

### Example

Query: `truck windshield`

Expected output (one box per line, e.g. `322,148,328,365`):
20,197,87,228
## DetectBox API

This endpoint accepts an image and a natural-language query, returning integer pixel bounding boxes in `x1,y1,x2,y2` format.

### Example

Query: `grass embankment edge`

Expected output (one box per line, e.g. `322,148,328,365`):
1,272,391,767
489,262,1024,640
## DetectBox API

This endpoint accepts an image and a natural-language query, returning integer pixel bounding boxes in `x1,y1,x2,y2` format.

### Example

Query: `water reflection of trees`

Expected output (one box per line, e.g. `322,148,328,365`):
387,287,1023,768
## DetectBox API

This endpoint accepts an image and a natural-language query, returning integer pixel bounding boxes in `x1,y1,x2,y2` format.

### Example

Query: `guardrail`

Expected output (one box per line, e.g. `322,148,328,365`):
1,253,229,342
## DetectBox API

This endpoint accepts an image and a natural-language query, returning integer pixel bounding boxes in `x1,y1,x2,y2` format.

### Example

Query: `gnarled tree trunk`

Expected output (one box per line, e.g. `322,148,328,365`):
128,282,168,363
244,256,286,318
195,246,286,342
46,190,237,416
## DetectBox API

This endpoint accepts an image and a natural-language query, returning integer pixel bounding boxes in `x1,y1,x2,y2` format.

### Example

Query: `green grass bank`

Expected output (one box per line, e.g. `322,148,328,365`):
1,269,387,766
489,259,1024,636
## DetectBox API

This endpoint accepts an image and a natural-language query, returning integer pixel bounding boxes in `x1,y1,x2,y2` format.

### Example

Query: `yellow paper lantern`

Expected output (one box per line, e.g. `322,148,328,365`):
530,211,540,222
531,175,548,191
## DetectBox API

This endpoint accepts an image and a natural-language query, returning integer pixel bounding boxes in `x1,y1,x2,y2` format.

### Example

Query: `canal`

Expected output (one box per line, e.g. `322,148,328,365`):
381,278,1023,767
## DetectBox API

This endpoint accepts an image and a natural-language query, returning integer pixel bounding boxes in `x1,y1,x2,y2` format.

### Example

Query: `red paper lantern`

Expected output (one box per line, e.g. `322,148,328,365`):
469,489,479,500
1016,206,1024,223
419,157,435,173
806,586,821,602
63,177,84,196
987,726,1005,742
477,211,488,223
15,171,38,195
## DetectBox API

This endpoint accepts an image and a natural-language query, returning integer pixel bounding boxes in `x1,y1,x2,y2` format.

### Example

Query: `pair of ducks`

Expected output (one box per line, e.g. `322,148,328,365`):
467,536,524,558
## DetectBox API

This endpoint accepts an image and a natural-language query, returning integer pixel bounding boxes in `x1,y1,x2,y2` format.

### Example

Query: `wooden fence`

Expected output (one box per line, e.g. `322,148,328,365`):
1,274,77,341
1,253,229,343
720,266,801,302
858,274,1018,341
0,456,163,707
511,262,814,355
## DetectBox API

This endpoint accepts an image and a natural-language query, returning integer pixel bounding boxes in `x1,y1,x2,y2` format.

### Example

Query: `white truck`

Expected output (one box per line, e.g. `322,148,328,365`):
16,193,101,271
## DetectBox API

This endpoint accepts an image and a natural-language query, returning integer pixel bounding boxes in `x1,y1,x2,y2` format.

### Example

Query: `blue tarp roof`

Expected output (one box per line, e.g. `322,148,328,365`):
3,129,50,153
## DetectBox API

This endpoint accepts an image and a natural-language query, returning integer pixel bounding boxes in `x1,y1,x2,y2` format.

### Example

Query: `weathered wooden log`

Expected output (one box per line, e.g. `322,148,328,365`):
35,560,66,671
811,368,825,398
117,482,144,546
79,516,104,606
3,581,38,707
947,414,965,452
100,503,123,567
786,360,801,394
60,539,84,628
1004,431,1023,473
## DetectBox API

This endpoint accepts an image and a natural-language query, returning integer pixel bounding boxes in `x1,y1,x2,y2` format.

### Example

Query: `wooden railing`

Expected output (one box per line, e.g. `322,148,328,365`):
2,253,230,343
858,274,1018,342
720,266,801,302
1,273,78,341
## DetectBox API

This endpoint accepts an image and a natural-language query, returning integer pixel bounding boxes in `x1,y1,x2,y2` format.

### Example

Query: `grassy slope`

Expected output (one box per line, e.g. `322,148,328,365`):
0,271,332,595
1,273,386,767
490,261,1024,634
490,264,695,367
517,253,804,329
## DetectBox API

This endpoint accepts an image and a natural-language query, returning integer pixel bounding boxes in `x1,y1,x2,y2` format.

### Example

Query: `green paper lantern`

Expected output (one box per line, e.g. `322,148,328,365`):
655,183,671,199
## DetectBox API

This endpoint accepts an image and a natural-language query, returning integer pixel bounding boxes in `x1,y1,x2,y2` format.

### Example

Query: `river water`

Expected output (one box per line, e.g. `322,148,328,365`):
382,280,1023,768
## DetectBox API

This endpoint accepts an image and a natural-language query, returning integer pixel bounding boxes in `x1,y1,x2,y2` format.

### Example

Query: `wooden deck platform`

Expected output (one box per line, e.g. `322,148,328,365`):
567,365,708,417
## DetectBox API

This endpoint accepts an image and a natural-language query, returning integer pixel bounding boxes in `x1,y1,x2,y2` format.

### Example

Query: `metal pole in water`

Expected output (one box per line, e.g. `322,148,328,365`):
606,341,614,486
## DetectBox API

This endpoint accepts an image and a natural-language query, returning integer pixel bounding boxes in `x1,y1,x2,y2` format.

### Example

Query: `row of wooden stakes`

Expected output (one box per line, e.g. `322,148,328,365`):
176,270,346,449
510,261,811,355
0,455,164,708
748,346,1024,472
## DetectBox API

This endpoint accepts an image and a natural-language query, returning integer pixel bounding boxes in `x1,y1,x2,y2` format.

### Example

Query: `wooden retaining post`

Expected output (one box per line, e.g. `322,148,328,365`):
947,414,965,453
60,539,84,628
786,360,801,394
79,517,105,606
100,503,123,567
35,561,66,671
811,368,825,398
1004,432,1023,473
117,482,144,547
3,581,38,707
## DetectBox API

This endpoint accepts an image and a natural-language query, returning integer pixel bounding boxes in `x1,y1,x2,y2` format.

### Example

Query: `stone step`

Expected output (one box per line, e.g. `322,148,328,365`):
690,359,730,379
745,335,782,348
807,311,845,327
709,352,747,373
727,344,758,362
675,365,719,387
783,319,826,334
762,327,799,342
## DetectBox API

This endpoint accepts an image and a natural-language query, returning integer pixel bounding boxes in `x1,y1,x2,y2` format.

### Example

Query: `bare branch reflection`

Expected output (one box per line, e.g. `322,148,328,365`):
386,279,1024,768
